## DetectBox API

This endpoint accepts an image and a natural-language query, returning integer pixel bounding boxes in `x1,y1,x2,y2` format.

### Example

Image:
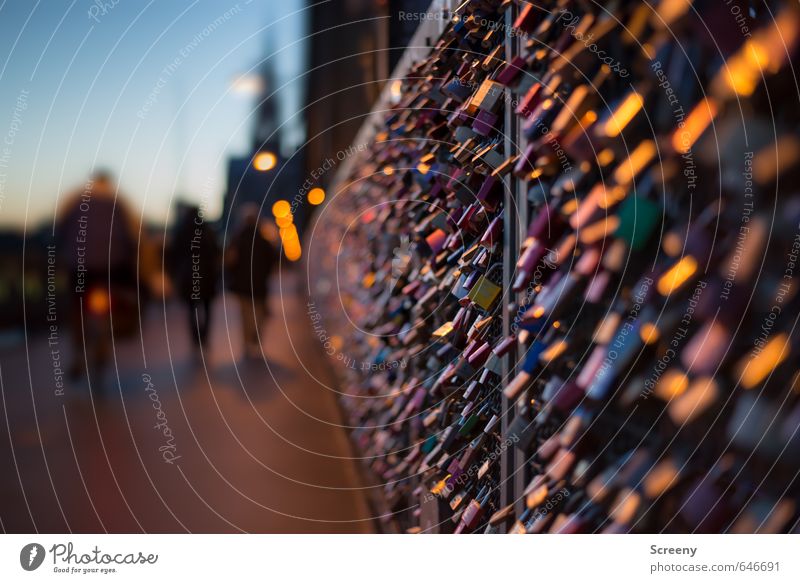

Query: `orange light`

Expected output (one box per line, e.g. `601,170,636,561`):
561,198,579,215
643,459,679,498
727,41,767,96
656,370,689,400
712,11,799,98
279,223,302,262
307,187,325,206
657,256,697,296
662,232,683,256
640,323,660,345
611,489,640,524
593,313,621,344
279,225,298,240
526,485,549,508
433,322,455,338
282,239,301,258
739,333,790,389
254,151,277,171
672,98,718,154
284,244,302,262
656,0,691,27
669,376,719,425
275,214,293,228
597,148,615,167
383,166,394,176
271,200,291,218
362,272,376,288
431,477,451,495
604,92,644,137
87,288,110,315
579,216,620,245
599,186,626,209
613,140,657,185
542,340,567,363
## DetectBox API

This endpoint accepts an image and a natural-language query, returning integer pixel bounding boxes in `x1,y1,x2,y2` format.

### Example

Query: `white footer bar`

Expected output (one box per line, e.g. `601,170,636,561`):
1,534,797,582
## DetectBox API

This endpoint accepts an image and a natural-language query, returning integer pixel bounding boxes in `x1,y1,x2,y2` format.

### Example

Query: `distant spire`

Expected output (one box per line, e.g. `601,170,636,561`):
253,63,279,150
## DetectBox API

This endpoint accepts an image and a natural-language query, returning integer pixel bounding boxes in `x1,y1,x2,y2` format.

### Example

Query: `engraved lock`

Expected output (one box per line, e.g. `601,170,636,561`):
506,406,539,452
432,321,455,341
471,143,506,173
491,154,520,179
475,175,502,210
472,109,498,137
480,213,503,249
459,243,482,268
516,81,542,118
443,77,474,102
481,44,504,72
483,351,504,376
469,80,505,114
453,125,478,144
451,272,470,300
496,55,526,87
467,262,503,311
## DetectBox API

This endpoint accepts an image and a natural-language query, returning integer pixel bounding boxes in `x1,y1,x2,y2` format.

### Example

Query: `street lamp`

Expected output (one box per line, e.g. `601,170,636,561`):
271,199,290,217
307,187,325,205
254,151,277,171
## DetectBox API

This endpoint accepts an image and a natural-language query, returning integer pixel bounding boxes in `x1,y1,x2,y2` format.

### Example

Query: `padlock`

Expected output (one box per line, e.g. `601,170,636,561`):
467,269,502,311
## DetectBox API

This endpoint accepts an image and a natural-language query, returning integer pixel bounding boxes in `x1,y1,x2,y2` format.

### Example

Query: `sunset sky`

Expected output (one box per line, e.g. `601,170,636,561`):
0,0,307,229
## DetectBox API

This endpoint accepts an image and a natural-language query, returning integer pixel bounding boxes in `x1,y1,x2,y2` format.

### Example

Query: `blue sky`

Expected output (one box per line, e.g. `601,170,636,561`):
0,0,307,228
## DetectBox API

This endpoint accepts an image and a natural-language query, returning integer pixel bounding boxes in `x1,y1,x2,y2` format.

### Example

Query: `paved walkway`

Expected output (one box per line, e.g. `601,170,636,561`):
0,273,373,533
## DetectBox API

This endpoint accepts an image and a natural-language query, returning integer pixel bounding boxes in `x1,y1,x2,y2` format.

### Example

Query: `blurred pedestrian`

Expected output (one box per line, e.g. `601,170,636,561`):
169,204,220,348
225,204,277,359
57,170,139,382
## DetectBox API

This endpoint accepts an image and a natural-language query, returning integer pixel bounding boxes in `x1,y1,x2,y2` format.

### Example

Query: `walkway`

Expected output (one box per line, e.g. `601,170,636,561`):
0,273,374,533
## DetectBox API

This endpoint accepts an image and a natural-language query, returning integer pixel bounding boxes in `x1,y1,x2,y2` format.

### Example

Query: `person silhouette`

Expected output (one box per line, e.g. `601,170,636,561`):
56,170,139,380
169,203,220,348
225,204,278,359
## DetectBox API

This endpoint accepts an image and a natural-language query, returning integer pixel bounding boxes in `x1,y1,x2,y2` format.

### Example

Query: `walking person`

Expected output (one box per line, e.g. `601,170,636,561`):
169,204,220,349
57,170,139,386
225,205,278,359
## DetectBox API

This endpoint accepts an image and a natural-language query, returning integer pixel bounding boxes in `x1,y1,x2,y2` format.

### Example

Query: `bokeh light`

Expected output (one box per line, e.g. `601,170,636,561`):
254,151,277,171
271,199,290,218
307,187,325,205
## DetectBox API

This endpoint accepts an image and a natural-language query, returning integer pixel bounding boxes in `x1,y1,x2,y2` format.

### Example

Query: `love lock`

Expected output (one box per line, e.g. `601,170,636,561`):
467,262,503,311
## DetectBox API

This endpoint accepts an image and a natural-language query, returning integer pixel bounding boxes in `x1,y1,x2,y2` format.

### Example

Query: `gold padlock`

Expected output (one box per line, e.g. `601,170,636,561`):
433,321,455,339
468,276,501,310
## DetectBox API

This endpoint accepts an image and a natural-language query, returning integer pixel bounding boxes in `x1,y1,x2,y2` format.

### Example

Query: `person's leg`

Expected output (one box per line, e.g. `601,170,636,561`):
69,271,101,379
252,296,266,350
199,297,212,344
238,295,257,357
68,289,86,378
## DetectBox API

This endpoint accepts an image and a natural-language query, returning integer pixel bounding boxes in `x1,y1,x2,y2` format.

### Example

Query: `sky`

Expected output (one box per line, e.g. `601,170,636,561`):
0,0,307,229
